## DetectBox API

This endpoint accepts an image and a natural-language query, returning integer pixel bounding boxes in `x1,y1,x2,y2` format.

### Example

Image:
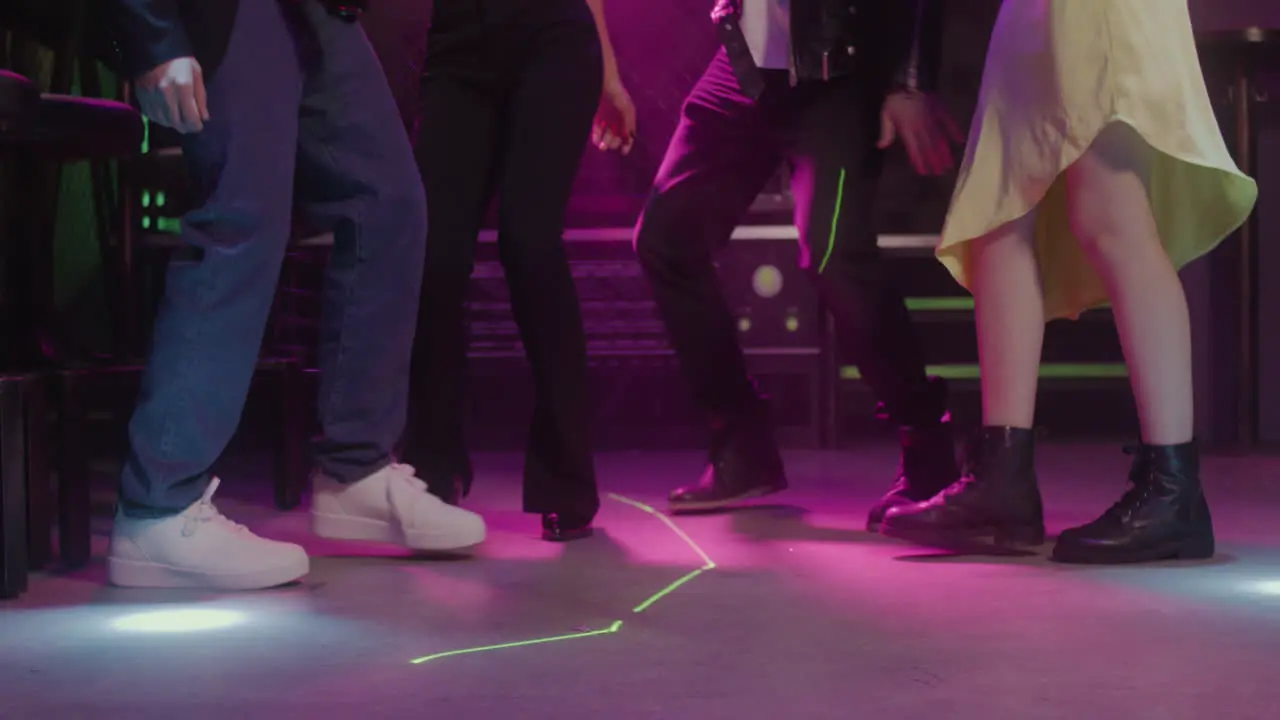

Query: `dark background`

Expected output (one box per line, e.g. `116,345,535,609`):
6,0,1278,448
567,0,1003,233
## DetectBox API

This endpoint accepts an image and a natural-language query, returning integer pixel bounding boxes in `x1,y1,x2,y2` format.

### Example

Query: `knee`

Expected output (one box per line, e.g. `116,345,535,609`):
183,203,291,255
391,174,429,250
803,231,881,282
1066,207,1136,266
633,190,689,272
369,184,427,278
1065,125,1155,264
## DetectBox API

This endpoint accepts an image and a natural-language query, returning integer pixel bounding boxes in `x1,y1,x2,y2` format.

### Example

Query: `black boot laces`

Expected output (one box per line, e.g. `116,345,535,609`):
934,438,984,500
1096,445,1154,525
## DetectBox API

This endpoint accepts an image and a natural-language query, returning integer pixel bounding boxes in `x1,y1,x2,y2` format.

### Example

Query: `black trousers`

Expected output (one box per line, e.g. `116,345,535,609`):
401,0,602,517
359,0,434,139
634,50,939,427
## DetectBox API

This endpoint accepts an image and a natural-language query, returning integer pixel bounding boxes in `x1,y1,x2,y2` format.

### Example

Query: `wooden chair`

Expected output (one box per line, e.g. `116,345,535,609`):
0,69,43,599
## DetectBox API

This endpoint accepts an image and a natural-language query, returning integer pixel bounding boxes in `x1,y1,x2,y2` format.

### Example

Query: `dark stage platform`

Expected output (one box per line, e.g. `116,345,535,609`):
5,444,1280,718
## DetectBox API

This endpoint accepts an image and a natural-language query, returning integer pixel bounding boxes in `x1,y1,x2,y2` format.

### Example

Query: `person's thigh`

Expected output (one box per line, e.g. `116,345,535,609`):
784,77,884,272
633,50,784,266
1064,122,1157,257
493,8,599,256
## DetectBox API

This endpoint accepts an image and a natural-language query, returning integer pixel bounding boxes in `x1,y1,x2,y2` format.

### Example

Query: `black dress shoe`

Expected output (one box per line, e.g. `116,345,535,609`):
880,426,1046,551
542,513,594,542
668,408,787,513
866,419,961,531
1051,442,1214,564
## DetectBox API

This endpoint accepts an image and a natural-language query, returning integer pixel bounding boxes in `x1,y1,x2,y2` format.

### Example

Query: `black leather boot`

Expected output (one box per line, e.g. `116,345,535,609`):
866,422,961,531
866,379,961,530
668,402,788,514
880,426,1045,551
1051,441,1214,564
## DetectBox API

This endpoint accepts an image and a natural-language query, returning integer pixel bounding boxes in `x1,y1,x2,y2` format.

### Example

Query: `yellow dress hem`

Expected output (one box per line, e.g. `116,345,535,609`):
936,114,1259,321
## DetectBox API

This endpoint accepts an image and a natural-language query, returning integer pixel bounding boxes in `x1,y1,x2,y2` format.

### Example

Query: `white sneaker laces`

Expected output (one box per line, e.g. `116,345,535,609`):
387,462,419,480
387,462,432,492
384,462,448,508
180,478,249,537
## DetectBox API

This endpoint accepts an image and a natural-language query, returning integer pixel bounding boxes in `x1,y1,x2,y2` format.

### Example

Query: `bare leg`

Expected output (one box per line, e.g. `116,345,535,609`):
1051,123,1211,564
970,212,1044,429
878,210,1047,550
1064,123,1193,445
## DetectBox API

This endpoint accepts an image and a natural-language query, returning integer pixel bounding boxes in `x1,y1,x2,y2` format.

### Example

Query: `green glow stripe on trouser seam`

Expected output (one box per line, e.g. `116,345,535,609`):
817,167,847,274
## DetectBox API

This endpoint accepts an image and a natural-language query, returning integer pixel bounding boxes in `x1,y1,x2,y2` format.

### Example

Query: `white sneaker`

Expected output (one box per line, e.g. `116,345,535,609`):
108,478,310,590
311,463,487,551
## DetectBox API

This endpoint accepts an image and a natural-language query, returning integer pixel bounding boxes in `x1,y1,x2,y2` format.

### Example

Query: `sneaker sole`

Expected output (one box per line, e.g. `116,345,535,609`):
107,555,310,591
312,513,486,551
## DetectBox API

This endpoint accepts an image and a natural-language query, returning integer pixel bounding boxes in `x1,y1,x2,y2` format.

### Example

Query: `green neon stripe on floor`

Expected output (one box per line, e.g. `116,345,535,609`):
409,621,623,664
840,363,1129,380
410,494,716,665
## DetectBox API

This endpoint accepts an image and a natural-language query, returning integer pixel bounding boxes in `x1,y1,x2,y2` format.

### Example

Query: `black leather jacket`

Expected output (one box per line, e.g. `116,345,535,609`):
106,0,364,80
107,0,240,80
714,0,944,99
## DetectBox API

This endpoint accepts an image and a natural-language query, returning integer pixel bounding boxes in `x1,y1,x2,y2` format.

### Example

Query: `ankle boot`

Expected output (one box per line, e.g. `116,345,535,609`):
866,420,961,531
880,426,1045,550
668,402,788,513
1051,441,1214,564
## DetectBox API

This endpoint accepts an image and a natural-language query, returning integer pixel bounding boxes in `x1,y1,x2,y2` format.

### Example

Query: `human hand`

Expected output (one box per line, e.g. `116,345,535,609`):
134,57,209,134
710,0,734,23
876,91,963,176
592,77,637,155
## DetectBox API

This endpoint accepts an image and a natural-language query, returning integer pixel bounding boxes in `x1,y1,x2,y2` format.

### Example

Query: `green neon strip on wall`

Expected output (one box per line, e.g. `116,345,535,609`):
904,297,974,311
840,363,1129,380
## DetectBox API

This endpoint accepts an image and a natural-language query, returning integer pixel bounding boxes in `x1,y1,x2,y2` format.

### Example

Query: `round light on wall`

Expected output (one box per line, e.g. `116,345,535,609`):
752,265,783,298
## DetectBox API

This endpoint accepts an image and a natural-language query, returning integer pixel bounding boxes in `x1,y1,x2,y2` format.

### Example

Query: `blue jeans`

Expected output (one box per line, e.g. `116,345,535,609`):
119,0,427,518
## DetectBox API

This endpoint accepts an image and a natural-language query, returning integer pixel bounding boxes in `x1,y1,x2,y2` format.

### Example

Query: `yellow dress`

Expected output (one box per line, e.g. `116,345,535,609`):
936,0,1259,320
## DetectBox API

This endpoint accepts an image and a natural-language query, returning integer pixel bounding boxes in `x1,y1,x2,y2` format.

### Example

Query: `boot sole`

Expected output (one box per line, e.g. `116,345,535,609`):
107,554,310,591
881,522,1046,554
668,484,788,514
312,513,486,551
1050,533,1215,564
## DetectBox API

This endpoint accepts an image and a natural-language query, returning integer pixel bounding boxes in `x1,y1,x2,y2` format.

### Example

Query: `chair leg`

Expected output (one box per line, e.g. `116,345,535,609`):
24,375,52,570
273,361,308,511
55,373,92,569
1,377,30,599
